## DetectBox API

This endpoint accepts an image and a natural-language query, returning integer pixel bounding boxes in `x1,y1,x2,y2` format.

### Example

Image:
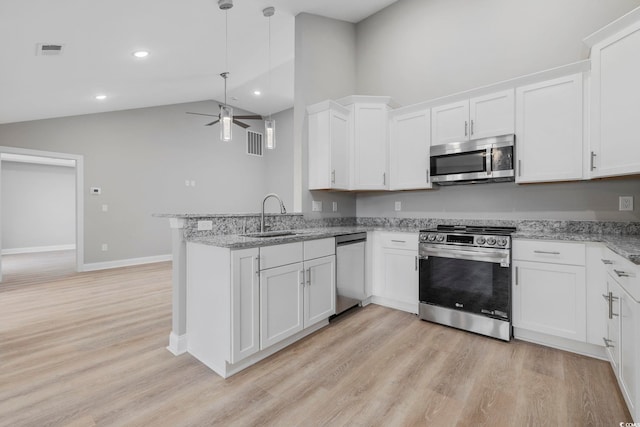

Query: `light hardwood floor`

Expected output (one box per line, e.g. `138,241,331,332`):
0,254,631,426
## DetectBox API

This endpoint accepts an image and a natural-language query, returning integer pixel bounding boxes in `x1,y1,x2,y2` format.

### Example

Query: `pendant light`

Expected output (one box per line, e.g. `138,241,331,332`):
263,7,276,150
219,0,233,142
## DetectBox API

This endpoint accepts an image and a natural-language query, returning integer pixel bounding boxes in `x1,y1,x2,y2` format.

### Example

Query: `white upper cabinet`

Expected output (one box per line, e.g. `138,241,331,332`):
342,96,392,190
389,108,432,190
515,73,584,183
589,16,640,178
307,101,350,190
431,89,515,146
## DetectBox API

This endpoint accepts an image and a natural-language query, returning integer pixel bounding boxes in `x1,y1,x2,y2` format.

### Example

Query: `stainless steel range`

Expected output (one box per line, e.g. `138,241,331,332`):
418,225,516,341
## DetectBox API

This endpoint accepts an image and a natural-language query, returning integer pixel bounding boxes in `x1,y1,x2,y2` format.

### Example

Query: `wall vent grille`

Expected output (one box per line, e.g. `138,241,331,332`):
247,130,263,157
36,43,65,56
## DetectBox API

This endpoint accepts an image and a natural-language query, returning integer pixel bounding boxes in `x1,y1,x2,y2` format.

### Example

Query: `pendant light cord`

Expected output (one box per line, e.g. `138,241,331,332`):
268,13,272,120
224,10,229,106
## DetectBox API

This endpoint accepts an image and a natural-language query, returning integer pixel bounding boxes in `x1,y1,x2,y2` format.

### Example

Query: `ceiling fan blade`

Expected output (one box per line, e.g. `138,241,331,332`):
187,112,218,117
234,115,263,120
205,120,220,126
233,120,251,129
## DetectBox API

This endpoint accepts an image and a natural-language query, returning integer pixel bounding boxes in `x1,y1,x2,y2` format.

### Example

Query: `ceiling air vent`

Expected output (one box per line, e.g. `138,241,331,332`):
247,130,264,157
36,43,65,56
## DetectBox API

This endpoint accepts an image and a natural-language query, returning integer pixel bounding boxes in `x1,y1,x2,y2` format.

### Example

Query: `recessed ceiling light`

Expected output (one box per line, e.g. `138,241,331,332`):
132,50,149,58
95,94,107,100
253,90,261,96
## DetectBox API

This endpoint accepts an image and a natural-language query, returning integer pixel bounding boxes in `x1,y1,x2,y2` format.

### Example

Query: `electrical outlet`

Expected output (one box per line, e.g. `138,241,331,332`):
90,187,101,195
332,202,338,212
101,243,108,251
619,196,634,211
101,204,108,212
185,180,190,187
190,180,196,187
312,201,322,212
395,201,402,211
197,220,213,231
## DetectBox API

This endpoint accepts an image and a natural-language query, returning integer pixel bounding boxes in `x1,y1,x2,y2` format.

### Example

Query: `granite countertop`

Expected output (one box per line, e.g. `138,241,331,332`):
188,227,640,266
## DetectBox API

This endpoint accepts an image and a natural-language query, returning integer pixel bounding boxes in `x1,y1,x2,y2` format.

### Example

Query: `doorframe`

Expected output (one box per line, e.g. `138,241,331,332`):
0,146,84,280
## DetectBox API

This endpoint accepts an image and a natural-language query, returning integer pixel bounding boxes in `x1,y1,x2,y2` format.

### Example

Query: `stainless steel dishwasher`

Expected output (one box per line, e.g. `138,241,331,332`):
334,232,367,316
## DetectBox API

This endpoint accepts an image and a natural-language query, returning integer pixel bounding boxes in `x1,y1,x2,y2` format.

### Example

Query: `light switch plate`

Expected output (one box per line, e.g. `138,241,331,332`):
394,201,402,211
619,196,634,211
332,202,338,212
312,201,322,212
101,204,108,212
101,243,108,251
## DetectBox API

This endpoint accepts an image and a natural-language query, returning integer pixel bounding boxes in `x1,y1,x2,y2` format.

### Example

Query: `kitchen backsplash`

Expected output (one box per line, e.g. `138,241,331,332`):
179,214,640,239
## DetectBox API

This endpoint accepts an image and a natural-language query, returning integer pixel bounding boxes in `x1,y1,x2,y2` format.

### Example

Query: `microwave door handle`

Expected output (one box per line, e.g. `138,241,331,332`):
485,148,492,176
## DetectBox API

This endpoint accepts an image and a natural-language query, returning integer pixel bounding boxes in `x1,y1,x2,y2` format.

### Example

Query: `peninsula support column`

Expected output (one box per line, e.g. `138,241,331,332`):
167,218,188,355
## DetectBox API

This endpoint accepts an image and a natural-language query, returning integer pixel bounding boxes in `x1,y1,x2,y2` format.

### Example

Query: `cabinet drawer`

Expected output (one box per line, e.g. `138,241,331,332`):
304,238,335,260
513,240,585,266
380,232,418,250
602,248,640,303
260,242,303,270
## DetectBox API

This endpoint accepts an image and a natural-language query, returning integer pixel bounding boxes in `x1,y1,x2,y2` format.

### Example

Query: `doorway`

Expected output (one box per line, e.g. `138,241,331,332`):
0,146,84,282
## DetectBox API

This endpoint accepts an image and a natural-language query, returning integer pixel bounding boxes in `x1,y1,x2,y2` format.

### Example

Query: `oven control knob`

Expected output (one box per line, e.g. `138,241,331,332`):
486,237,497,246
497,238,508,247
420,234,427,242
427,234,436,241
476,236,486,245
436,234,445,242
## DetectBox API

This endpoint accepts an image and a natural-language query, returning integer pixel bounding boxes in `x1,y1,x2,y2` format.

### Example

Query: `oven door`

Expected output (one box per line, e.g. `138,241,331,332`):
419,245,511,320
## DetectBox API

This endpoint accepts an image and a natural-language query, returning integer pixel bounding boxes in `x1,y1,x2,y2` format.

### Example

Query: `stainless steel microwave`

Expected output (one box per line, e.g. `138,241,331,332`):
430,134,515,185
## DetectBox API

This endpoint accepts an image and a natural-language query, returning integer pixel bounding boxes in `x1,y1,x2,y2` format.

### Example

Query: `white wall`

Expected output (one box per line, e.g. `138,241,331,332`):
264,108,294,211
294,13,358,217
1,161,76,251
0,100,287,263
356,0,640,105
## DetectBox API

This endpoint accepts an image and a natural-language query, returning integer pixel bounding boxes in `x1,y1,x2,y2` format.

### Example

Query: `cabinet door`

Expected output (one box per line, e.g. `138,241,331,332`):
513,260,586,341
380,247,419,313
516,74,583,183
469,89,515,139
330,108,350,189
304,255,336,328
230,248,260,363
605,275,621,372
260,263,304,349
389,109,432,190
431,100,469,145
585,244,607,346
618,281,638,417
352,103,389,190
591,23,640,177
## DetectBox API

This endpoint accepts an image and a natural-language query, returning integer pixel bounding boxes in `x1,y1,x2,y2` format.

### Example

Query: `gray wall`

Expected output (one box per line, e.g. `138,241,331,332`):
0,100,286,264
356,0,640,105
1,161,76,251
353,0,640,222
264,108,294,211
293,13,358,217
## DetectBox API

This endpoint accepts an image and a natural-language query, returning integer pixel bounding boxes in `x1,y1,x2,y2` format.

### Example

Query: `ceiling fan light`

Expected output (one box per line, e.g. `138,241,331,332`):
220,105,233,142
265,119,275,150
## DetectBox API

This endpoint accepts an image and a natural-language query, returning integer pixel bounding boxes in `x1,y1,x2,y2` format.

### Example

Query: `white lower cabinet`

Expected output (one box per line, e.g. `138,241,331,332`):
230,248,260,363
260,263,304,349
511,239,597,348
372,232,419,313
304,255,336,327
601,247,640,421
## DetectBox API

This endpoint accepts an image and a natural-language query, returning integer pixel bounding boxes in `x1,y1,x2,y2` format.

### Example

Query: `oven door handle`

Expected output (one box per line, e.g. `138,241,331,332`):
420,247,510,266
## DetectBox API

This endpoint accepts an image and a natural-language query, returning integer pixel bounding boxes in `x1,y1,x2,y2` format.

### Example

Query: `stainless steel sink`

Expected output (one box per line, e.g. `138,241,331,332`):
241,230,298,238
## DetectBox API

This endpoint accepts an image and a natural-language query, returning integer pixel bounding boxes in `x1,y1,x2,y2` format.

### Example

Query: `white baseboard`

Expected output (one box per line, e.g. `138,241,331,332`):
2,244,76,255
370,295,418,314
82,254,171,272
513,327,608,360
167,332,188,355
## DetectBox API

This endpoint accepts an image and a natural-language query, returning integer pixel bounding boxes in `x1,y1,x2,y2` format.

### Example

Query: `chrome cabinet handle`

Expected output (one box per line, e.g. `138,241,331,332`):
614,269,630,278
515,266,519,286
518,160,522,177
391,240,406,243
255,256,261,275
603,337,614,348
590,152,597,171
464,121,468,136
383,172,386,186
299,270,305,286
331,169,336,184
534,250,561,255
603,292,619,319
601,259,613,265
426,169,429,183
306,268,311,286
470,119,474,135
415,256,418,271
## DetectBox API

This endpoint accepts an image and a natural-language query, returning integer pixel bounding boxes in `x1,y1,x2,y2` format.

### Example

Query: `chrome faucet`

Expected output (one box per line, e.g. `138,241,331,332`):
261,193,287,232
